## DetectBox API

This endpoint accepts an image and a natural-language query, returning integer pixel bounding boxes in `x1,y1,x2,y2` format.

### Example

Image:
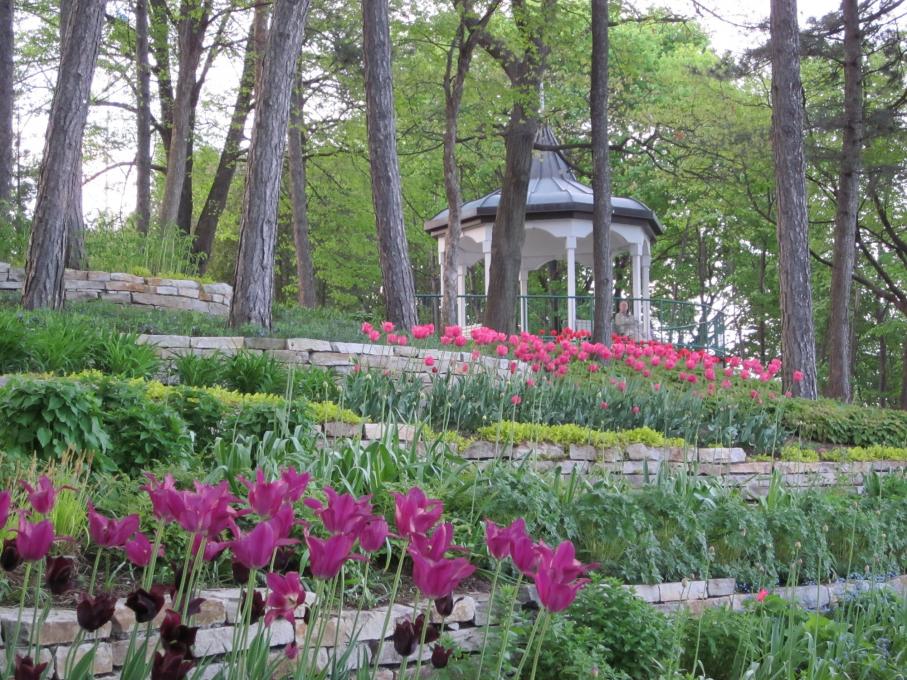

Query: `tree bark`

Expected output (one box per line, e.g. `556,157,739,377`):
61,0,86,270
23,0,105,309
824,0,863,402
193,5,268,271
0,0,13,216
135,0,152,234
901,338,907,410
590,0,613,344
230,0,310,329
157,0,207,229
287,74,316,308
770,0,818,398
361,0,417,328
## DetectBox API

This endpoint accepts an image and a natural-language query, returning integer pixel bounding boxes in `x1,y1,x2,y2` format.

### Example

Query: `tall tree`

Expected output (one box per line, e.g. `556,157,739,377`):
230,0,310,328
135,0,152,234
590,0,613,344
193,5,269,271
361,0,417,328
23,0,106,309
465,0,554,333
441,2,497,327
287,73,317,307
61,0,86,270
824,0,863,401
769,0,818,398
0,0,12,218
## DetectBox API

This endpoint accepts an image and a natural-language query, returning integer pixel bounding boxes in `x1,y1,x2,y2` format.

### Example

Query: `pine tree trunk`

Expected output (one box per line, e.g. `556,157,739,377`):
23,0,105,309
288,76,317,308
590,0,613,344
229,0,310,329
901,339,907,410
135,0,152,234
157,5,205,229
825,0,863,401
362,0,417,328
770,0,818,398
61,0,86,271
483,102,537,333
193,5,268,271
0,0,13,215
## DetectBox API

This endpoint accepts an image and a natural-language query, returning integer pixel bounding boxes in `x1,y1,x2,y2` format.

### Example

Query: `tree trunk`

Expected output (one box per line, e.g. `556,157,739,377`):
157,3,205,229
590,0,613,344
193,5,268,271
60,0,86,271
229,0,310,329
0,0,13,216
901,338,907,410
287,74,316,308
824,0,863,401
23,0,105,309
135,0,152,234
483,103,538,333
149,0,173,152
361,0,417,328
770,0,818,398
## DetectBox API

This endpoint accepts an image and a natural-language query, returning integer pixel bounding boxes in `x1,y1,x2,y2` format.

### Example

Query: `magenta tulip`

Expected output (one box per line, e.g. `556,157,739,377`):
305,486,372,536
392,487,443,539
408,549,475,599
509,533,540,577
411,522,462,561
20,476,56,514
87,502,139,548
240,469,287,519
264,571,306,625
0,490,10,529
358,516,389,552
15,517,54,562
484,518,527,560
143,474,185,523
305,533,356,579
281,468,312,502
532,541,593,613
125,532,156,567
231,522,281,570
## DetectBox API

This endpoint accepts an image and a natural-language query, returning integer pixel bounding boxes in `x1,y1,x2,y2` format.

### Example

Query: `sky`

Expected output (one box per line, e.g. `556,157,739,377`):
20,0,851,221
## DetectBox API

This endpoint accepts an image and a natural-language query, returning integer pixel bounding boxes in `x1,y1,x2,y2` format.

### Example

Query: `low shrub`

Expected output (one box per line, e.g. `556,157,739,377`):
92,331,160,378
223,350,286,394
173,351,225,387
475,421,683,449
782,398,907,448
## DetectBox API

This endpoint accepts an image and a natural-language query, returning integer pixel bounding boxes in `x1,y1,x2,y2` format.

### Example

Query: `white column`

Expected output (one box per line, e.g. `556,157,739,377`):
631,245,642,322
566,237,577,330
437,237,446,297
641,252,652,340
519,269,528,331
457,264,466,328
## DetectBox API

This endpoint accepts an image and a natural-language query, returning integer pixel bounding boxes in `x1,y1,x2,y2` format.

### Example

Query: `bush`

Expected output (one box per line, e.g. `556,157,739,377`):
223,350,286,394
92,331,160,378
782,398,907,448
26,314,103,373
0,310,29,372
0,377,110,459
173,351,225,387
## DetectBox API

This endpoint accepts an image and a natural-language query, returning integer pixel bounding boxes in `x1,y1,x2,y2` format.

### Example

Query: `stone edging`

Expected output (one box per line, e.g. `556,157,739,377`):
0,263,232,316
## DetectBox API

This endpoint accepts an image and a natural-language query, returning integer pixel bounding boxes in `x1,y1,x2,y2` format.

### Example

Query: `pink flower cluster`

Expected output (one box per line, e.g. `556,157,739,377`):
485,518,594,613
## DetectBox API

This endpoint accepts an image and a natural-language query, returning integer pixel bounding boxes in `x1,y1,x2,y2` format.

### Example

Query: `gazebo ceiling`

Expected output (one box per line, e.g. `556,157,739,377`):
424,125,664,239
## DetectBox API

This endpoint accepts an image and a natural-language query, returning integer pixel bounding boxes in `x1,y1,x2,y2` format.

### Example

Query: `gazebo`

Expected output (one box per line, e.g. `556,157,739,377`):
423,125,664,334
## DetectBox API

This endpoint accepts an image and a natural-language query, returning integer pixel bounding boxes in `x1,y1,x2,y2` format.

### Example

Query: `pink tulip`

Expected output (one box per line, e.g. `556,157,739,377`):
381,321,395,333
240,470,288,519
533,541,593,613
87,502,140,548
265,571,306,625
510,533,540,577
142,474,185,523
358,516,389,552
485,518,526,560
21,476,56,515
496,344,509,357
793,370,804,382
0,490,10,529
756,588,769,602
280,468,311,502
368,330,380,342
424,356,435,367
306,533,356,579
412,324,434,340
409,550,475,599
392,488,443,539
360,322,374,335
16,517,54,561
510,395,522,406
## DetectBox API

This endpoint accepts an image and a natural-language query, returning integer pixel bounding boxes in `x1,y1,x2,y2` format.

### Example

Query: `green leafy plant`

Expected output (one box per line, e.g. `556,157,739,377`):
173,351,226,387
223,350,286,394
92,331,160,378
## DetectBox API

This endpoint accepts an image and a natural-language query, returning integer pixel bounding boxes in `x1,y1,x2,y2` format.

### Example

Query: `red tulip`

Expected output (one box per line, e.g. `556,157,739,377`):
87,502,139,548
1,538,22,571
151,649,194,680
159,610,197,660
45,556,75,595
15,517,54,562
126,587,166,623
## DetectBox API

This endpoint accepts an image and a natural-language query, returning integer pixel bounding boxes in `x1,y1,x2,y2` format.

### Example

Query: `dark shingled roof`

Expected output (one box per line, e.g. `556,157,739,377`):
424,125,663,237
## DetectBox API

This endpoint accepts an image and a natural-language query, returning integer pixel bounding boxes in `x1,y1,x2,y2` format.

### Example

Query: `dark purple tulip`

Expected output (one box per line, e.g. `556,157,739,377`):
13,654,49,680
392,619,416,657
160,610,197,659
126,588,166,623
45,555,75,595
151,649,194,680
1,538,22,571
76,592,117,632
431,645,453,669
434,593,454,617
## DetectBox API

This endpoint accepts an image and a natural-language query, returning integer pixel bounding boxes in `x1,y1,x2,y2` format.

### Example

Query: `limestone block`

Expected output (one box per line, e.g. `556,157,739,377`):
110,272,145,283
393,346,418,357
707,578,736,598
190,336,244,350
137,334,191,348
63,268,86,280
64,279,107,290
0,281,21,290
154,286,179,295
284,337,332,353
323,422,362,438
8,267,24,281
0,608,111,645
512,443,565,460
461,441,498,460
177,287,200,299
621,460,660,475
105,280,148,293
792,585,831,610
54,642,113,678
629,584,661,603
202,282,232,296
265,350,308,364
110,599,168,634
311,352,353,367
86,271,112,282
658,580,707,603
625,443,663,461
98,292,132,305
244,337,287,351
65,290,102,302
568,444,597,461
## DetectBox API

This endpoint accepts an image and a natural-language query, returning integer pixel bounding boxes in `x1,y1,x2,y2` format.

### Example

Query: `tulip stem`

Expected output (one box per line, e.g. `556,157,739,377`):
527,611,551,680
7,562,31,671
514,608,544,680
142,522,165,592
29,558,45,657
476,559,503,678
88,549,102,596
370,542,407,680
411,598,430,680
494,573,523,679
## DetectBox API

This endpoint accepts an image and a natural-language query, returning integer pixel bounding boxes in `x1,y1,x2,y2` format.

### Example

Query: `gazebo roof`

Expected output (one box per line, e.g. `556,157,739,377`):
424,125,664,238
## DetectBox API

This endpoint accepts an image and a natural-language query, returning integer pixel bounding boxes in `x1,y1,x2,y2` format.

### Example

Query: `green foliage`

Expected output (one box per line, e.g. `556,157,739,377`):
26,313,102,374
84,221,201,277
0,377,110,460
0,310,29,372
92,331,160,378
173,351,226,387
782,398,907,448
536,575,671,680
476,421,682,449
222,351,286,394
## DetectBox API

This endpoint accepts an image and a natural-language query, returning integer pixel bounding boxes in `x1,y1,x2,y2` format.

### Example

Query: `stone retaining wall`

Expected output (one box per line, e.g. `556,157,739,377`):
2,575,903,679
0,263,232,316
138,334,512,378
316,422,907,497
